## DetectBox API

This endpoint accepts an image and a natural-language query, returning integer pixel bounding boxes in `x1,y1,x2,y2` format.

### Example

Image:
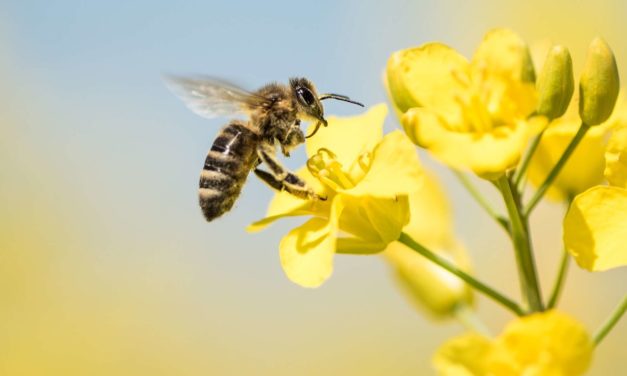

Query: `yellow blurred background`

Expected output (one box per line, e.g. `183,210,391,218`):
1,1,625,374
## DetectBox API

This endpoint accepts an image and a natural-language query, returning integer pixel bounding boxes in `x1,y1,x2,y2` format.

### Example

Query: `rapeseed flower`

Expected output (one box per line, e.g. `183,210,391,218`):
248,104,424,287
387,28,543,179
434,310,593,375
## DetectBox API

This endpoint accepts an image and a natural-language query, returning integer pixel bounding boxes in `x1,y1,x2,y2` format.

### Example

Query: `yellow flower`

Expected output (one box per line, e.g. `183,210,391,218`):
387,28,542,179
384,170,473,318
434,310,593,376
248,104,424,287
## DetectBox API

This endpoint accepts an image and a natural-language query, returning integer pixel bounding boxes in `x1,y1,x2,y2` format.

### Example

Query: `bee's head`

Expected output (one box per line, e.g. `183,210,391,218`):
290,77,364,138
290,77,326,126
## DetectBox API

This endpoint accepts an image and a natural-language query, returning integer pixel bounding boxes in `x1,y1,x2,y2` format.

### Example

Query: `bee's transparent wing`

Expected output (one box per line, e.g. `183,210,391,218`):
164,75,265,119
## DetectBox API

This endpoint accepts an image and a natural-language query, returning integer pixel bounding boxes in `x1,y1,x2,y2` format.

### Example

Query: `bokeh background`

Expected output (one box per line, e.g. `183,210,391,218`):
1,0,626,374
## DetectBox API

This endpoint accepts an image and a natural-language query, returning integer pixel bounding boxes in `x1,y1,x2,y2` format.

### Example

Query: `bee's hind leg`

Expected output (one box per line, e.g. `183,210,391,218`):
255,144,324,200
254,168,325,200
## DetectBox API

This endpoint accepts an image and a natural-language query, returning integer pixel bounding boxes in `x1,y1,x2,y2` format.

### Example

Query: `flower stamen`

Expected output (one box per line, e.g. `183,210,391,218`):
307,148,355,190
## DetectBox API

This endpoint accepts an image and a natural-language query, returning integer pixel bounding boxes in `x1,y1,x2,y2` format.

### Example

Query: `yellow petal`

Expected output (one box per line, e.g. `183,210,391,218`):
334,199,383,244
361,195,410,244
279,197,344,287
470,29,537,123
404,169,453,244
337,194,410,248
528,117,608,200
247,209,315,233
564,186,627,271
279,217,334,288
472,28,535,83
605,123,627,188
433,332,494,376
384,240,473,318
495,311,593,376
403,108,537,179
344,130,423,197
306,104,386,167
335,237,388,254
386,42,469,119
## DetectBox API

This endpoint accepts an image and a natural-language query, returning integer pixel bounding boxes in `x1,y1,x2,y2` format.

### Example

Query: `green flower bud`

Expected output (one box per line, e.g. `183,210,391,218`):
536,45,574,120
579,38,620,126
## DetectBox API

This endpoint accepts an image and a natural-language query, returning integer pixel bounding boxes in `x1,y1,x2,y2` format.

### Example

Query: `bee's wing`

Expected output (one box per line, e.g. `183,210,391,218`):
164,75,265,119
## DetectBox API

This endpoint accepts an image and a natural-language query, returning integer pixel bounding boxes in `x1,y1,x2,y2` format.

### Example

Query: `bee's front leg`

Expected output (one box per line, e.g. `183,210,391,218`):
280,120,305,157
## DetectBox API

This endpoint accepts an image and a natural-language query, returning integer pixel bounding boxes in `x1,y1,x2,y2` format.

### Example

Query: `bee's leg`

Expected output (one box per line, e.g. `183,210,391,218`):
254,168,324,200
255,145,324,200
253,169,283,191
280,121,305,157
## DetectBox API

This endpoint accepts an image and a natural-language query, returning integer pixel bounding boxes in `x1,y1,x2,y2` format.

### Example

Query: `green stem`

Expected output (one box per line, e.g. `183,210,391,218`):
513,130,545,189
546,249,570,309
453,170,509,231
594,294,627,345
524,123,590,216
546,196,575,309
496,176,544,312
398,232,524,316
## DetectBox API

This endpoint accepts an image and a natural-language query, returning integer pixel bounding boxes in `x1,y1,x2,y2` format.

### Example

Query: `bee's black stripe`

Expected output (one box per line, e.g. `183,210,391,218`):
210,122,258,158
203,153,241,176
209,138,228,153
210,135,245,157
199,170,235,190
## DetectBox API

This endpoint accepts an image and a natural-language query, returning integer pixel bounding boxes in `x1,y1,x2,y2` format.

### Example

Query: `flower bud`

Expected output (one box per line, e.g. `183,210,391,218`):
536,45,574,120
579,38,620,125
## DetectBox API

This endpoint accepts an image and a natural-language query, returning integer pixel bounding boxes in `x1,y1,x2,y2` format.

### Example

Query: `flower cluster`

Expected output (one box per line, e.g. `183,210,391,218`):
249,28,626,374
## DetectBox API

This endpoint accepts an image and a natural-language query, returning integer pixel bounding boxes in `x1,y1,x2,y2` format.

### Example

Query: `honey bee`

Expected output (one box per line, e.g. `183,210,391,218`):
166,76,364,221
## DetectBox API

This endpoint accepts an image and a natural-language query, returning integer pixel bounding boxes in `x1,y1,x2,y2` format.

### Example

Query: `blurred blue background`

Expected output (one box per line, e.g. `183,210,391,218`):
1,1,625,374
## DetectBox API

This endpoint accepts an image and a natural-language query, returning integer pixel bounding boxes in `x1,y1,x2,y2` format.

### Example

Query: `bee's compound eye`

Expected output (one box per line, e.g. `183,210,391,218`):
297,87,316,106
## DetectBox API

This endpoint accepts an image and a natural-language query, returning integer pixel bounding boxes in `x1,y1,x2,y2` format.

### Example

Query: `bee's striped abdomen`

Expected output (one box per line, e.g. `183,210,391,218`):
199,120,259,221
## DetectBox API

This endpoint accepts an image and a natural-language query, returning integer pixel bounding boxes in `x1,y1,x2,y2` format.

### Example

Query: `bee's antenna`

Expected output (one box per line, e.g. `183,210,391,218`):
319,93,365,107
305,119,328,138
